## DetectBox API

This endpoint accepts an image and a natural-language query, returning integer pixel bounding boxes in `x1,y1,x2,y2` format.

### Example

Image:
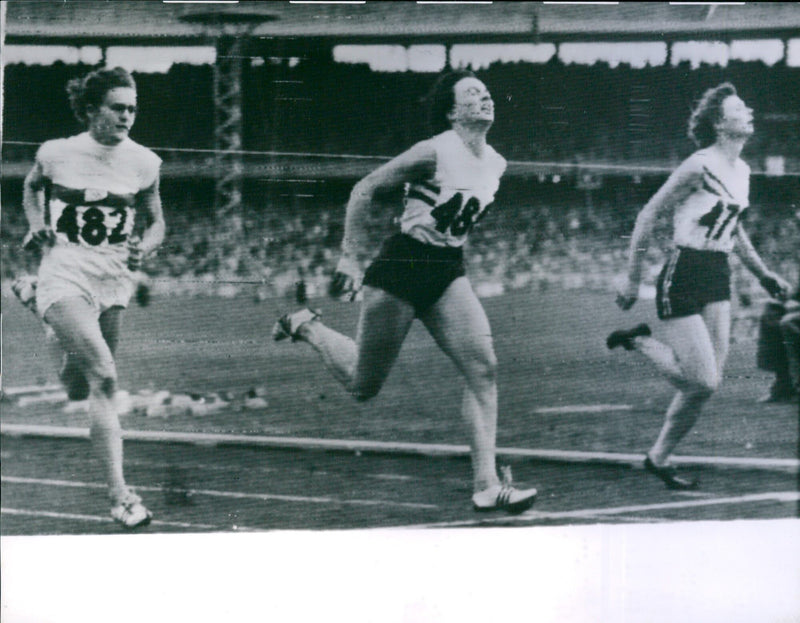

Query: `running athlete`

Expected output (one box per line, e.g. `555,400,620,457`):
272,70,538,514
608,83,790,490
21,67,165,527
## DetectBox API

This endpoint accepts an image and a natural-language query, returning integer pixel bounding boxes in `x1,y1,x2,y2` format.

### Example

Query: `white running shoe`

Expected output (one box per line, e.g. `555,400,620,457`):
110,491,153,529
472,466,537,515
11,275,38,315
272,308,321,342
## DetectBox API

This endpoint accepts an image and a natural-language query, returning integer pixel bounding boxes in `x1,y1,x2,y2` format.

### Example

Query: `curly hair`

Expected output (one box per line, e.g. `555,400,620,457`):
687,82,737,148
66,67,136,126
423,69,478,135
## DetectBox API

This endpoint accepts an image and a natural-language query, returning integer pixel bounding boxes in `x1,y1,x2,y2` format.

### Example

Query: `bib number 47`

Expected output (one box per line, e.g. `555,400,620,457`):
698,200,742,241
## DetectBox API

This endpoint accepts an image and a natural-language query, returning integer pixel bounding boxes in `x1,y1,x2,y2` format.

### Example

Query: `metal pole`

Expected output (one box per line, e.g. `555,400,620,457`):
213,34,244,228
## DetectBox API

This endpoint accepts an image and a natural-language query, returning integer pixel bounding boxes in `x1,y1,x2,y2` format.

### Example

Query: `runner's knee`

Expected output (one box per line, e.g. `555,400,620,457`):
87,365,118,398
464,348,497,387
479,353,498,383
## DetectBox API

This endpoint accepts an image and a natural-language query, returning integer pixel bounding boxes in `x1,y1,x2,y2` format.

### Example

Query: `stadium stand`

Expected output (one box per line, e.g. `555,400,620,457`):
2,4,798,334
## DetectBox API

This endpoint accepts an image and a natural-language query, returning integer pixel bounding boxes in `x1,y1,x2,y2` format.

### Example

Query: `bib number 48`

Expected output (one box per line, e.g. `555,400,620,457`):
430,192,487,236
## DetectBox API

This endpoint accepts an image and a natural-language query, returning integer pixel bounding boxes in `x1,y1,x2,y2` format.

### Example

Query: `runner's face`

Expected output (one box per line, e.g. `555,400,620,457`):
87,87,137,145
449,78,494,127
716,95,753,140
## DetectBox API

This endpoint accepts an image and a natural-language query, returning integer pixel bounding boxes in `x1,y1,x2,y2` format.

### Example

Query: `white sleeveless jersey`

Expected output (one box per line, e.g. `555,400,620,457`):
399,130,506,247
672,148,750,253
38,132,161,259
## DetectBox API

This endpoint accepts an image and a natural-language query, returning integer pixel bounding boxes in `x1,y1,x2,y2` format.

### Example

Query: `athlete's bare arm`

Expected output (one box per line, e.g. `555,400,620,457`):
617,161,702,309
22,159,47,232
733,223,790,299
134,174,165,258
341,141,436,261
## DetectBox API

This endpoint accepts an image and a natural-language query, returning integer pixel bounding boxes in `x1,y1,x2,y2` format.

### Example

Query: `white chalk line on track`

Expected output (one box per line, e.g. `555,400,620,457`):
1,384,63,397
398,491,800,529
2,422,797,473
532,404,632,414
0,507,228,531
1,475,439,510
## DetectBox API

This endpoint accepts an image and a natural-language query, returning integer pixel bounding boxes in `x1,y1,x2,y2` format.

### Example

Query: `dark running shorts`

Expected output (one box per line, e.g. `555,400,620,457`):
362,233,466,316
656,246,731,320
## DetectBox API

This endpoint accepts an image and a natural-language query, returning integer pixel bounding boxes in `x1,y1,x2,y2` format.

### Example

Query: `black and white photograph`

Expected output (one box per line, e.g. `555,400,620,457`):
1,2,799,621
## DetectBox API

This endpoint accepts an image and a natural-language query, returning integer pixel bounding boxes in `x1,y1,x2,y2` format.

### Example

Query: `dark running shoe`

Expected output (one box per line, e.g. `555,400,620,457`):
644,456,699,491
272,308,321,342
757,381,797,404
606,323,651,351
60,356,91,402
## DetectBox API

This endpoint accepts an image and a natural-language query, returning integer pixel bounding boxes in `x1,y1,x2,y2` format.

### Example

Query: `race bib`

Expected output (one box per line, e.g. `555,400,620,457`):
49,188,135,247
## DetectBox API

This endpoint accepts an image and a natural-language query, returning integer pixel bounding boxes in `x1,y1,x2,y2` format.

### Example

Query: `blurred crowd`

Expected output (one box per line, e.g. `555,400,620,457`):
5,60,797,329
4,60,799,173
4,180,796,344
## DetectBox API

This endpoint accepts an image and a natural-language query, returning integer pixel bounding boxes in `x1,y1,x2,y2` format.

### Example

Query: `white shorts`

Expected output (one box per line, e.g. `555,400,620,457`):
36,244,136,319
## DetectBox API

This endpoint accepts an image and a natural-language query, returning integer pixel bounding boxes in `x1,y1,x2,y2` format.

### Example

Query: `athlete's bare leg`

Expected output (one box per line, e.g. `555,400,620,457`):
630,301,730,464
294,286,416,400
99,306,123,355
44,297,129,502
419,277,500,493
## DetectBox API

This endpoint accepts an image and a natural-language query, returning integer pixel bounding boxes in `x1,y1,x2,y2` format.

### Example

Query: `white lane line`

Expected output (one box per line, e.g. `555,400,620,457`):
2,475,439,510
4,422,797,472
17,392,68,407
565,514,668,524
1,384,62,396
398,491,800,529
533,404,632,414
0,507,225,531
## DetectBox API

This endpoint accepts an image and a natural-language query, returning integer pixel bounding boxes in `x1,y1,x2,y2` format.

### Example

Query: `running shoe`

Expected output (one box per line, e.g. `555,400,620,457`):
606,323,651,351
60,356,91,402
644,456,699,491
110,491,153,529
472,466,537,515
272,308,321,342
11,275,38,315
757,381,797,404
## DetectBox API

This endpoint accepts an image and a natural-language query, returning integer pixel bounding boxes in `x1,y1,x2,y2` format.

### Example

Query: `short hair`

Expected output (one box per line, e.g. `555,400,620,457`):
66,67,136,125
687,82,737,148
424,69,478,135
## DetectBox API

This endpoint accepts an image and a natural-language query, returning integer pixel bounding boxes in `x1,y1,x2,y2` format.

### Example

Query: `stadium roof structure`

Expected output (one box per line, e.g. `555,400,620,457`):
4,2,800,46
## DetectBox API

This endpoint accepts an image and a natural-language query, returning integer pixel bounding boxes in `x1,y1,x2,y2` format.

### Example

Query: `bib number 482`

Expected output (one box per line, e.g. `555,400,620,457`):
56,205,129,246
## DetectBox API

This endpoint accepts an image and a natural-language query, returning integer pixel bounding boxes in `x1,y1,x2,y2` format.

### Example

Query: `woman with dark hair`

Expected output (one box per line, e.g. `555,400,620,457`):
608,82,790,489
272,70,537,514
21,66,165,527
